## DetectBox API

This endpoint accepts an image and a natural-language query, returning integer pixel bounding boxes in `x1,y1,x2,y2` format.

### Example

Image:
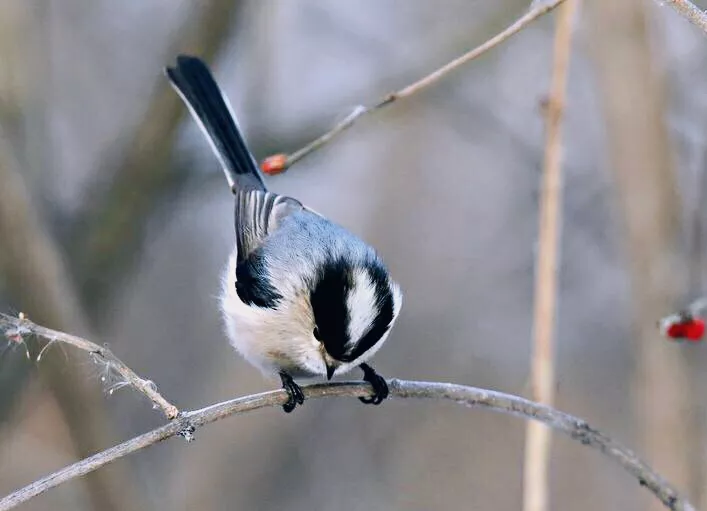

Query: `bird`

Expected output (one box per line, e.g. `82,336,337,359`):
165,55,402,412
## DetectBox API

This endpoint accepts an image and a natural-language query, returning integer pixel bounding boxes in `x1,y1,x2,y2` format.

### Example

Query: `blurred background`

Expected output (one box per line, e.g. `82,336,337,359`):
0,1,706,510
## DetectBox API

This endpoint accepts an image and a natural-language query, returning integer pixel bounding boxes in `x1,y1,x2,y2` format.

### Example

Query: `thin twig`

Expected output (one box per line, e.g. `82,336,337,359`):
0,313,179,420
661,0,707,34
272,0,567,171
523,2,578,511
0,379,694,511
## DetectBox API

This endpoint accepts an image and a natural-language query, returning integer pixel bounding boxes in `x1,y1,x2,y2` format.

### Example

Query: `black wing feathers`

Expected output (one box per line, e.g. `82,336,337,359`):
235,249,283,308
165,55,266,192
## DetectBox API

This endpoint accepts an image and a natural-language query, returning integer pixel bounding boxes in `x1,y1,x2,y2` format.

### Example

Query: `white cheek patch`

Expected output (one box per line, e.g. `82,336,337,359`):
346,269,377,346
391,280,403,320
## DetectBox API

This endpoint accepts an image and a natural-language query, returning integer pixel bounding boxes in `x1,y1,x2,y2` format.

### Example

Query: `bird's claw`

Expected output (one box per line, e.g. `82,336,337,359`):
359,363,389,405
279,372,305,413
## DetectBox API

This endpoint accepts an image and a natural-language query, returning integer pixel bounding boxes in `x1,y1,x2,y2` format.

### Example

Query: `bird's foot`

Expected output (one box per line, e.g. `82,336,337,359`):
279,372,305,413
359,363,389,405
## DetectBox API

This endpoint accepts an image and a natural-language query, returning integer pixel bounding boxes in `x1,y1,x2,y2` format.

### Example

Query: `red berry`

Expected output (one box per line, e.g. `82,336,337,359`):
685,318,705,342
260,154,288,175
666,322,688,340
664,317,706,342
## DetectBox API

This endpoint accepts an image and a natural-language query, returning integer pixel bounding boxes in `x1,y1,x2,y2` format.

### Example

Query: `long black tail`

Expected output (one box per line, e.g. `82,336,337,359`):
166,55,266,192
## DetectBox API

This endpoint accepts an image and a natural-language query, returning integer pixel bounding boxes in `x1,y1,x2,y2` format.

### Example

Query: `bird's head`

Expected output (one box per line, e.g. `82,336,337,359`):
308,257,402,379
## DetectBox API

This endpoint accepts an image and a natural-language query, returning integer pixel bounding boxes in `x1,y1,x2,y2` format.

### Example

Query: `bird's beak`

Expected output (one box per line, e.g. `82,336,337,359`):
326,363,336,381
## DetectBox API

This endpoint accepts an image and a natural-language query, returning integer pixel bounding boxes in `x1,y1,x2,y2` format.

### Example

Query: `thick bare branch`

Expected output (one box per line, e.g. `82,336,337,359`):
0,379,693,511
0,313,179,419
661,0,707,34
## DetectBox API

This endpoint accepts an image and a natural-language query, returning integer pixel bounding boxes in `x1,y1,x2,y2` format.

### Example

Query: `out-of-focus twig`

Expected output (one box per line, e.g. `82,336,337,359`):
0,378,695,511
588,0,692,508
72,0,243,314
523,2,578,511
0,313,179,419
262,0,568,172
661,0,707,34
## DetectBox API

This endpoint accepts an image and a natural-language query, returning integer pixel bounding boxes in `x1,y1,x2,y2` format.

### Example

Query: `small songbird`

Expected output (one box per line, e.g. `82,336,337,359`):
166,56,402,412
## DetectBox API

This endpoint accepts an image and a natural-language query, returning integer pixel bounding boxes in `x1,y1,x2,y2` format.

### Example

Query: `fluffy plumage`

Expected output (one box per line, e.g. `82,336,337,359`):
166,55,402,411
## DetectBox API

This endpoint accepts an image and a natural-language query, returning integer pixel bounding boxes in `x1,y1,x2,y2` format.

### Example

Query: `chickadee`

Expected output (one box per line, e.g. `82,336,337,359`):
166,56,402,412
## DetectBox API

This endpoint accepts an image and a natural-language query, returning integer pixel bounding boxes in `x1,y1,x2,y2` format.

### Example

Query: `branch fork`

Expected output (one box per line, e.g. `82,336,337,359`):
0,313,179,420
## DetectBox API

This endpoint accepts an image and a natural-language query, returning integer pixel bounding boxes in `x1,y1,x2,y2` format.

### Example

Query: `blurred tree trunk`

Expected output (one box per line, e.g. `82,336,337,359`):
587,1,693,508
0,3,143,510
0,132,142,511
0,1,243,510
686,145,707,509
72,0,245,319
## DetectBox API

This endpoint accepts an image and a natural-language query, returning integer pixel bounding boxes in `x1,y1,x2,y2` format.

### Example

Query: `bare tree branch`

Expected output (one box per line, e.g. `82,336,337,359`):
661,0,707,34
259,0,568,173
0,313,179,419
0,379,694,511
523,2,579,511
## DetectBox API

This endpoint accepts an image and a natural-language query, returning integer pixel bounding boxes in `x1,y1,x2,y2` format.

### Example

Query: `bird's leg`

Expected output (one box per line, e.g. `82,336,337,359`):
358,363,389,405
279,372,305,413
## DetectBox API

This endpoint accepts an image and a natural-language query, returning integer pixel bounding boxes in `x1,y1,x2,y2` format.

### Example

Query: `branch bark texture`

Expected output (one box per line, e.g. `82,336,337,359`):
662,0,707,34
0,380,695,511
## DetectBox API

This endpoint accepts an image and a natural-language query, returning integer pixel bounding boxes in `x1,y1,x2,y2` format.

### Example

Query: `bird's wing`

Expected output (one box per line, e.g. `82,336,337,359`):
230,190,306,308
234,190,304,264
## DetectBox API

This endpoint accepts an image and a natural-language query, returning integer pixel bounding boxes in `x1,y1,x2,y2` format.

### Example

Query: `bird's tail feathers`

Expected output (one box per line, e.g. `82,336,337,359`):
166,55,266,192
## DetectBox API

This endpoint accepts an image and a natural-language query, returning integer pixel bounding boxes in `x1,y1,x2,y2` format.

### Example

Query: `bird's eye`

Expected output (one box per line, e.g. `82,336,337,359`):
313,326,321,341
